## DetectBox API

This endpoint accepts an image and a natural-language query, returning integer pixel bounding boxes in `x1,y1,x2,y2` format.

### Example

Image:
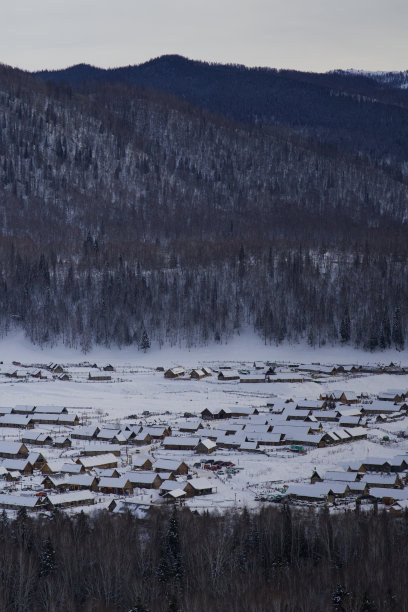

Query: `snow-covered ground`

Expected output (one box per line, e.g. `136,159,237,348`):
2,329,408,367
1,332,408,514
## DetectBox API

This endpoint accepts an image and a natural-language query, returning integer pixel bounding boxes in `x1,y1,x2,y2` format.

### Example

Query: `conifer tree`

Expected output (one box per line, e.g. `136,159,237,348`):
140,329,151,352
39,538,57,577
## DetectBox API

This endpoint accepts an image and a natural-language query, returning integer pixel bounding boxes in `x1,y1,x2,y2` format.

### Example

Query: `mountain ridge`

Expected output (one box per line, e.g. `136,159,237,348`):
33,54,408,166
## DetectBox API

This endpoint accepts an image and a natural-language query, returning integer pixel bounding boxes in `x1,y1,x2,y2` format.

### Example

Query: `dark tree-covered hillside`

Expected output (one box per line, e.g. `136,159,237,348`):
0,506,407,611
0,61,408,349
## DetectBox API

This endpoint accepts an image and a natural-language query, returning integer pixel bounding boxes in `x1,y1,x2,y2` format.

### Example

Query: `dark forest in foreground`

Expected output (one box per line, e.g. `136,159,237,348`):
0,505,406,611
1,59,408,349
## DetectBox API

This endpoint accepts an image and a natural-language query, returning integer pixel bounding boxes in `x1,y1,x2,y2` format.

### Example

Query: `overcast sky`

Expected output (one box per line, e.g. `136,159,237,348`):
2,0,407,73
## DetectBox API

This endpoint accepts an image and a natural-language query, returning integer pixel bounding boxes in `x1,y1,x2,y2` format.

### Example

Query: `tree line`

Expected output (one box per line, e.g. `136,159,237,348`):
0,504,406,611
0,242,407,351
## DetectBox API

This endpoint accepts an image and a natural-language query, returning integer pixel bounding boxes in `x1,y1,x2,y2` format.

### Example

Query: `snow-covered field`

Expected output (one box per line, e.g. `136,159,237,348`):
1,332,408,515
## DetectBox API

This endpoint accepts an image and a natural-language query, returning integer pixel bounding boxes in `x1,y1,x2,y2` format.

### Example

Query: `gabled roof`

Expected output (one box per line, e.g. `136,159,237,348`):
125,471,160,485
67,474,96,487
77,453,118,468
0,494,45,508
360,473,400,486
83,443,122,454
164,489,187,499
34,405,67,414
163,436,198,447
368,488,408,501
154,458,187,471
0,441,27,455
1,458,32,471
324,471,357,482
132,455,152,468
47,491,95,506
0,414,33,426
196,438,216,450
296,400,325,410
188,477,215,491
98,476,130,488
285,481,348,498
61,463,83,474
160,479,185,492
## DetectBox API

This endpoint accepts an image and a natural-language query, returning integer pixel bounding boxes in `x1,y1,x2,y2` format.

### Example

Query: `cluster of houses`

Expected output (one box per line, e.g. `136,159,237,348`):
162,361,408,384
1,354,408,515
0,405,80,429
0,433,217,512
0,362,116,383
284,454,408,512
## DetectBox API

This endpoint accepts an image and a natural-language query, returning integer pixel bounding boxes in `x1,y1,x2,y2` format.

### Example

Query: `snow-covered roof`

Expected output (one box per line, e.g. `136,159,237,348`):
239,441,259,451
160,479,185,492
188,477,215,491
368,488,408,501
163,436,198,447
218,369,240,379
1,458,31,471
339,416,361,426
0,441,26,454
296,400,325,410
0,406,13,415
72,425,100,437
67,474,96,487
344,427,367,438
324,471,357,482
132,455,152,467
245,432,281,444
34,405,67,414
154,458,186,471
61,463,83,474
243,424,270,433
179,419,202,431
98,476,129,488
0,494,44,508
329,429,351,441
166,366,185,376
285,482,348,498
125,471,160,485
0,414,33,426
165,489,186,499
364,401,403,413
83,443,122,454
360,474,400,486
197,438,216,450
78,453,118,468
47,491,95,506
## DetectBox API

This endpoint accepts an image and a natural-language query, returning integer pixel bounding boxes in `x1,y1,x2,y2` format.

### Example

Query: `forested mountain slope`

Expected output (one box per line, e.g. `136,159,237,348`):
0,61,407,350
36,55,408,165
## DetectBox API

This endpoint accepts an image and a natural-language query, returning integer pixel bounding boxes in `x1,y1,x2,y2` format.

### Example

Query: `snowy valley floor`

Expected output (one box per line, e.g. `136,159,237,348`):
1,333,408,514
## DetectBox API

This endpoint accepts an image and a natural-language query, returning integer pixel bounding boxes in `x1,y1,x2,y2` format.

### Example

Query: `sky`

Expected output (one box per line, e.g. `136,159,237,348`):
1,0,407,73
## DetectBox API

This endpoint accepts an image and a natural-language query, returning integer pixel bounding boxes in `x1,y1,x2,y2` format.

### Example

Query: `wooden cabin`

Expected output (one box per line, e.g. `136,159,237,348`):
125,471,162,489
132,456,153,470
98,476,133,495
153,459,189,476
88,373,112,381
164,366,185,379
67,474,99,492
195,439,217,454
47,491,95,509
0,442,29,459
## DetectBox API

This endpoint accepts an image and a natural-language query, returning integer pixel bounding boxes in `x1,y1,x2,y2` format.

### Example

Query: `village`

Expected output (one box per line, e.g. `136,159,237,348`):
1,356,408,516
